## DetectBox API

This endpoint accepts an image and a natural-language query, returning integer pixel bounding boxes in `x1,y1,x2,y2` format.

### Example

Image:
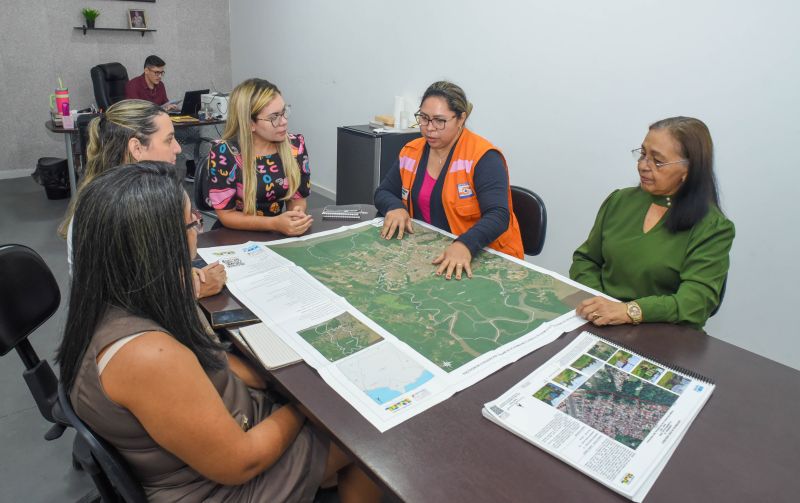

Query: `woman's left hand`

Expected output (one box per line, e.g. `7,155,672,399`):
432,241,473,280
196,262,227,299
576,296,632,326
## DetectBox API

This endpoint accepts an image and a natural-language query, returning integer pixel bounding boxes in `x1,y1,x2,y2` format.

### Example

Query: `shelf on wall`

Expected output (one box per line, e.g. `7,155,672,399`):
74,26,156,37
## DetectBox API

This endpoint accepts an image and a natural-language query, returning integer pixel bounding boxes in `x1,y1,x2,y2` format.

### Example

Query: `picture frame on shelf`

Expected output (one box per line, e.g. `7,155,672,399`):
128,9,147,30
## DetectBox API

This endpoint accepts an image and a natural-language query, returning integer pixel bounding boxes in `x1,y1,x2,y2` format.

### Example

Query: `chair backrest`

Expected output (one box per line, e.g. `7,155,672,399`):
710,276,727,317
90,63,129,111
57,384,148,503
77,113,101,173
510,186,547,256
194,153,214,213
0,244,60,356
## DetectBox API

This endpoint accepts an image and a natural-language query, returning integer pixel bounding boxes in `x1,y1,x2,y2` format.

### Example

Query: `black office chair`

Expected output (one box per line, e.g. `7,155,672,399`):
76,113,101,179
0,244,66,440
90,63,129,111
510,185,547,256
57,384,148,503
193,154,214,213
193,150,224,230
0,244,145,502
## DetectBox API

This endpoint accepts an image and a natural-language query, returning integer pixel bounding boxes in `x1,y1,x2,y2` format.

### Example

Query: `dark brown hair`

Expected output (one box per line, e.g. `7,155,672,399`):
650,116,721,232
420,81,473,120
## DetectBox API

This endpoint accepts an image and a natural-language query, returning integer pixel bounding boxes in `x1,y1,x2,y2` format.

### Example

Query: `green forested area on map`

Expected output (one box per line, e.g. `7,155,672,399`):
270,223,591,371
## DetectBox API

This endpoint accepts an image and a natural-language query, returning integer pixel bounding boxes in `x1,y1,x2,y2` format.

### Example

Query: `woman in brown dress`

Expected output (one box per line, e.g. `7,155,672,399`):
57,162,380,503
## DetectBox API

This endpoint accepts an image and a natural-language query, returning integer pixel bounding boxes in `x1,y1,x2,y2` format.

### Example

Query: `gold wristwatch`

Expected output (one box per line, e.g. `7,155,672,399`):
625,301,643,325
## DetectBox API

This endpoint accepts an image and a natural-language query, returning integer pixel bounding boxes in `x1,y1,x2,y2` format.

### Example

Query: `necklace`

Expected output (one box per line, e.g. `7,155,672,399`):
431,148,448,166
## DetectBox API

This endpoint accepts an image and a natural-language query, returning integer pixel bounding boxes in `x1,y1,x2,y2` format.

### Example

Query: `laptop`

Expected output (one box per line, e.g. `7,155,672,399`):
168,89,209,116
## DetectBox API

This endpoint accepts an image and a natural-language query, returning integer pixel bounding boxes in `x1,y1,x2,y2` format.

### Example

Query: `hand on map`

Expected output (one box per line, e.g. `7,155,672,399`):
381,208,414,239
433,241,473,280
576,296,630,326
274,209,313,236
196,262,227,299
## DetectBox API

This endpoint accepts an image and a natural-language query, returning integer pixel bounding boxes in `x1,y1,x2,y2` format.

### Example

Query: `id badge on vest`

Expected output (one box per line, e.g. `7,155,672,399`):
401,187,409,201
457,183,474,199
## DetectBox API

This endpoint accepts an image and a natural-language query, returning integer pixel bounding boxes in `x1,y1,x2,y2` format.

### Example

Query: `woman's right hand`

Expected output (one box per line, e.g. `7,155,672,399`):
273,209,313,236
381,208,414,239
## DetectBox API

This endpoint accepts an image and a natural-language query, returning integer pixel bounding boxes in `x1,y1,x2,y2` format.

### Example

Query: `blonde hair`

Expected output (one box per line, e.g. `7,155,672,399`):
58,99,164,238
221,78,300,215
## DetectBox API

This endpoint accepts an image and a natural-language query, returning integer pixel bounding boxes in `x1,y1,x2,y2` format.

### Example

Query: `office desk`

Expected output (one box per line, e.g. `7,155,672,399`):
198,214,800,503
45,117,226,198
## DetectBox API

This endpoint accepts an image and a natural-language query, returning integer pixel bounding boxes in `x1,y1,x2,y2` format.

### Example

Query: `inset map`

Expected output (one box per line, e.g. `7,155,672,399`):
336,342,434,405
270,223,592,371
657,371,691,394
534,382,567,406
557,364,678,449
570,354,603,374
298,312,383,362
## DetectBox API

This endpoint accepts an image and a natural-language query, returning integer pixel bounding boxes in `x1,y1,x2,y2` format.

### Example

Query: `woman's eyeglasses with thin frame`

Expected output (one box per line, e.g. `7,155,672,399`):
414,111,456,130
186,209,204,233
255,105,292,127
631,148,688,169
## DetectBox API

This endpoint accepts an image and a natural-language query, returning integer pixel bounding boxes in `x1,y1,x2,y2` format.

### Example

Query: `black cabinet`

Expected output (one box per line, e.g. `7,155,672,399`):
336,125,421,205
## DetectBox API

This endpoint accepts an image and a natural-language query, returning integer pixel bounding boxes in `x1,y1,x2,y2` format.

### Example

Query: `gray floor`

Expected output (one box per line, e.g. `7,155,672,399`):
0,174,333,502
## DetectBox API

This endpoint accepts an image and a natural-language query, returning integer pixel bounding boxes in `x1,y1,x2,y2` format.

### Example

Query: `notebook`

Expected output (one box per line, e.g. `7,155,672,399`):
234,323,302,370
483,331,715,502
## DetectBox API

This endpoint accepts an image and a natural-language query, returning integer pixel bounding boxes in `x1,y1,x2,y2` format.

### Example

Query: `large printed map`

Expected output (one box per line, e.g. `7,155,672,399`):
270,223,592,371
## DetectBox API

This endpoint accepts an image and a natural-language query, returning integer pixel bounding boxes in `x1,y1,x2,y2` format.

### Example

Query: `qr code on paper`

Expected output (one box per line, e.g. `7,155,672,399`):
221,257,245,268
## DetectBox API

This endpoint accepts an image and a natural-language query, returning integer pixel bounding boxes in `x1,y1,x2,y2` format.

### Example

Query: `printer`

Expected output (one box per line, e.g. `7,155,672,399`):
200,92,229,120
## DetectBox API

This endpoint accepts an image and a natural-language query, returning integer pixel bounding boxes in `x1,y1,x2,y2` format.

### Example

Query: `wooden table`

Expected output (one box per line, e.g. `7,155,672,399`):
198,209,800,502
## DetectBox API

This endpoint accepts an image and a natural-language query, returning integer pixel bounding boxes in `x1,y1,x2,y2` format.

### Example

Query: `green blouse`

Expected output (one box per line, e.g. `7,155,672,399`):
569,187,735,329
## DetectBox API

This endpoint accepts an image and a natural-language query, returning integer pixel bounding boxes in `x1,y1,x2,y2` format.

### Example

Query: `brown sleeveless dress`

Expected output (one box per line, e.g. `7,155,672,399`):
69,307,329,502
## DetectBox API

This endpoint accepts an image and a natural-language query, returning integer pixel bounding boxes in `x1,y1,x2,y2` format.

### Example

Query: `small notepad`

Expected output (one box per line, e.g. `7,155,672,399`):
234,323,302,370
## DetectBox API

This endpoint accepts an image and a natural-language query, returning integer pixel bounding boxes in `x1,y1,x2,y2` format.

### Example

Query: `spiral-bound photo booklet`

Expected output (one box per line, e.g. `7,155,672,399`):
483,331,714,502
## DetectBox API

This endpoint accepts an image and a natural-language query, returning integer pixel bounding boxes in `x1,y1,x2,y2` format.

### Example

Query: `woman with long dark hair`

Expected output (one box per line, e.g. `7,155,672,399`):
57,162,380,503
570,116,735,329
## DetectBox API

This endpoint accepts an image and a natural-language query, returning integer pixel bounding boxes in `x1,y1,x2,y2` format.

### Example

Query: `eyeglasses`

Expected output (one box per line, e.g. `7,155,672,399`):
414,111,456,130
147,68,165,77
631,148,688,169
186,209,204,233
255,105,292,127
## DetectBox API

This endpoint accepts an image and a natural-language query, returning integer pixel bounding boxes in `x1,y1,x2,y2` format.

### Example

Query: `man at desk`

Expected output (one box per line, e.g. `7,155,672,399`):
125,55,201,181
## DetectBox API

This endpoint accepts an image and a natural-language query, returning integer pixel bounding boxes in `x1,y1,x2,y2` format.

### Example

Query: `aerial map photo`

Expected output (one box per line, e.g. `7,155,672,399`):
556,364,679,449
270,223,592,371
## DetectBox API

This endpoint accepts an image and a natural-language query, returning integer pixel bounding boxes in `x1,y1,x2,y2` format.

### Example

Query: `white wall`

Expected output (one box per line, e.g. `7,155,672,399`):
230,0,800,370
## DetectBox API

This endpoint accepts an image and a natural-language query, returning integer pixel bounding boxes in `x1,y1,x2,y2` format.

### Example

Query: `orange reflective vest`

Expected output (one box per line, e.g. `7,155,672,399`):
397,128,524,258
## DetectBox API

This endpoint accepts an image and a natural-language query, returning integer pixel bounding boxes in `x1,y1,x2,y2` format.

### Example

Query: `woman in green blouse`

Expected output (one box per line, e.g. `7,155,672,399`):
570,116,734,329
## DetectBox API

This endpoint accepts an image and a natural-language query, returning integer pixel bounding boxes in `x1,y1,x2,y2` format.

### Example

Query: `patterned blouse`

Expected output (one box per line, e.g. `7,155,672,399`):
204,134,311,216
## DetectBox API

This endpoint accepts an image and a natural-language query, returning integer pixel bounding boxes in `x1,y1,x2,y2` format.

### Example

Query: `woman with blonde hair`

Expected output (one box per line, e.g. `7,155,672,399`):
60,99,225,298
203,78,312,234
